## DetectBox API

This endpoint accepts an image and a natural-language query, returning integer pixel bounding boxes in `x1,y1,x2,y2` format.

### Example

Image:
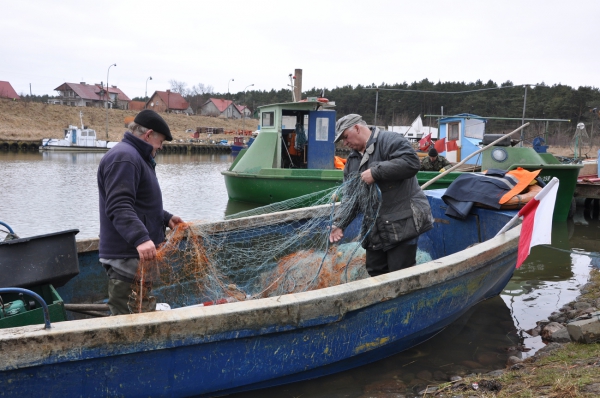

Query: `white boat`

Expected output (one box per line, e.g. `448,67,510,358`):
39,112,118,152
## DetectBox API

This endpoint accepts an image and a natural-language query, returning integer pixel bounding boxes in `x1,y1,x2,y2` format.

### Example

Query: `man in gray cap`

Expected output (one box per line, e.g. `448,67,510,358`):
97,109,184,315
330,114,433,276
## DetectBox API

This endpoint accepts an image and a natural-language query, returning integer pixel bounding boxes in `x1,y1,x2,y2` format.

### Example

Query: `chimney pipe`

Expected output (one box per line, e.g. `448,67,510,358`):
294,69,302,102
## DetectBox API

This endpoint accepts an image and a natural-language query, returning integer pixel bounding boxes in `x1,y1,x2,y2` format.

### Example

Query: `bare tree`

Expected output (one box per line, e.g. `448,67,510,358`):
188,83,215,113
190,83,214,96
169,80,189,96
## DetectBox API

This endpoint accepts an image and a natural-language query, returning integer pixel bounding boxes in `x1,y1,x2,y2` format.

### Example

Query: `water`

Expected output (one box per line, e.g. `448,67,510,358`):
1,151,598,397
0,151,254,239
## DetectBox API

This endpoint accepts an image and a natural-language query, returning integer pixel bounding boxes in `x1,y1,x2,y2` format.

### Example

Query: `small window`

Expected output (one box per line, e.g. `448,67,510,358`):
262,111,274,127
448,123,459,140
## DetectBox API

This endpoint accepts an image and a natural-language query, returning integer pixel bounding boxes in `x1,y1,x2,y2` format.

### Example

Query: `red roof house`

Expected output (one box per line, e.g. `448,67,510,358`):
54,82,131,109
146,90,191,114
0,81,20,100
200,98,242,119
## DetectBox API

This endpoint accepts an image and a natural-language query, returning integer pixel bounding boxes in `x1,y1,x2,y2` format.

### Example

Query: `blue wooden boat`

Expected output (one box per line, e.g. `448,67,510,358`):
0,190,520,397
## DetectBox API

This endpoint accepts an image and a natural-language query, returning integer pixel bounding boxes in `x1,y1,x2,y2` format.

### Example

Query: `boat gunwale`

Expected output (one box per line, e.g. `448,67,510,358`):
0,224,520,371
221,170,343,181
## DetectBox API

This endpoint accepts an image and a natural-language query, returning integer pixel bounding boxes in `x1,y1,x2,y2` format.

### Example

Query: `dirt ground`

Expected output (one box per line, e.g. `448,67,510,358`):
549,145,600,160
0,98,258,142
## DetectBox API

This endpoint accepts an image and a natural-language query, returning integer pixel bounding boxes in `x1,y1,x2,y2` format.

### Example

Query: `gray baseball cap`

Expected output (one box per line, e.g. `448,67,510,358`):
334,114,363,143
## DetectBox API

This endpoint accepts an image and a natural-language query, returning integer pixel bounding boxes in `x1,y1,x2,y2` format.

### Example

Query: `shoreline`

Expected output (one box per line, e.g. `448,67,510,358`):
426,268,600,397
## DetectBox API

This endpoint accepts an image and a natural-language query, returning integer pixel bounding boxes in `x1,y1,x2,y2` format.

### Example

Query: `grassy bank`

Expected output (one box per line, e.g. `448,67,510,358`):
0,99,258,142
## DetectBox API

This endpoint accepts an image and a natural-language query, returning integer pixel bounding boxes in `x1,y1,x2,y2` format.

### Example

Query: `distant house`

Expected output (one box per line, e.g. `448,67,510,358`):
0,81,20,100
236,104,252,118
146,90,192,114
200,98,241,119
54,82,131,109
128,101,146,111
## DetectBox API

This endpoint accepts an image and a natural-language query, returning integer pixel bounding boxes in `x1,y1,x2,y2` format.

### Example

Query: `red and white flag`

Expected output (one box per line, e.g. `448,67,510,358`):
515,177,559,268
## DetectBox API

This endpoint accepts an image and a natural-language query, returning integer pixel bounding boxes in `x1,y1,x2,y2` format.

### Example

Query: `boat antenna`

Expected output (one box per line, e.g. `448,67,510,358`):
287,74,296,102
79,111,84,129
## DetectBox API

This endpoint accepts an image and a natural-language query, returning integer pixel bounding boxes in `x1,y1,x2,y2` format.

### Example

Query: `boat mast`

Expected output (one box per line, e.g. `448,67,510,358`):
79,111,84,129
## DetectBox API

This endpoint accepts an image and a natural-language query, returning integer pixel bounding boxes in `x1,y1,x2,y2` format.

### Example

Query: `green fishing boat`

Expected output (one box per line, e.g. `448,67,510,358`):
222,102,580,220
222,100,343,204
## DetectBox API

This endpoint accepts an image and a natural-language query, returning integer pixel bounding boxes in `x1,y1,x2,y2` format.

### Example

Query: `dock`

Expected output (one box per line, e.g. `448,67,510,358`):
575,175,600,200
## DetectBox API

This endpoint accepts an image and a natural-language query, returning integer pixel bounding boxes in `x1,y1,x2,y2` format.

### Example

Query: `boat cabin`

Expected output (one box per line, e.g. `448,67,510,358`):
63,125,99,147
235,101,336,171
437,113,486,165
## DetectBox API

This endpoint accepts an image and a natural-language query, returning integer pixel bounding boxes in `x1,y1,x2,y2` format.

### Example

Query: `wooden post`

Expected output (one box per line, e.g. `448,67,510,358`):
294,69,302,102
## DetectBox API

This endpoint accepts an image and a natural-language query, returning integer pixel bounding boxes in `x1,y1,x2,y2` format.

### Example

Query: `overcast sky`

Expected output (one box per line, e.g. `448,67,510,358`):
2,0,599,99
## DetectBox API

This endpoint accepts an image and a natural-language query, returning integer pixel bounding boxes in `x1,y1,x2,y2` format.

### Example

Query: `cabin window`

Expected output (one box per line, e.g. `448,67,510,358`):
315,117,329,141
262,112,274,127
448,123,459,141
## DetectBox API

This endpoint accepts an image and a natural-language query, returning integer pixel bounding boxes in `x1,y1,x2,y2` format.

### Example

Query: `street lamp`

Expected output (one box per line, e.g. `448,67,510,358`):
145,76,152,99
106,63,116,140
242,84,254,133
228,78,234,99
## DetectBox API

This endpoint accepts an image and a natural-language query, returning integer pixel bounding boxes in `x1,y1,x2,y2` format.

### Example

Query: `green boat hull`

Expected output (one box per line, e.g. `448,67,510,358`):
222,169,342,205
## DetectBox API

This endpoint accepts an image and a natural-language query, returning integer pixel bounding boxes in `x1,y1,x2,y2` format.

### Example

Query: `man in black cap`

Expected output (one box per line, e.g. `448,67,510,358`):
97,109,184,315
420,147,451,172
329,114,433,276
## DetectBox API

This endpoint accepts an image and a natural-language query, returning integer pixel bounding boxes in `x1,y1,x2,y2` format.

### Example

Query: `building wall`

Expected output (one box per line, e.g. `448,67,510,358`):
200,102,221,117
147,95,167,112
225,104,241,119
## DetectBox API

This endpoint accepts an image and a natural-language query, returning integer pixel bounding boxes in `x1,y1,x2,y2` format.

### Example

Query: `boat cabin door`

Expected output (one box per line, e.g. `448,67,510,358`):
445,121,461,163
307,111,336,169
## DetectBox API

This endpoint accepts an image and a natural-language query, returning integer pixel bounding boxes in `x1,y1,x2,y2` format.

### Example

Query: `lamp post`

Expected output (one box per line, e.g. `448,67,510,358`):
145,76,152,100
228,78,234,99
106,63,116,140
242,84,254,133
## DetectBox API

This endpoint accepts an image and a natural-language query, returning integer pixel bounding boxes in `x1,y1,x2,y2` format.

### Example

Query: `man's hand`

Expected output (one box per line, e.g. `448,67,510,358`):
137,240,157,261
329,225,344,243
168,215,184,229
361,169,375,185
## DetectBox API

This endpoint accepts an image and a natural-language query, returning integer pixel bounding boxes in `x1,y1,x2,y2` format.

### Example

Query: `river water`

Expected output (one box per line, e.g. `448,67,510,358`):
1,151,598,397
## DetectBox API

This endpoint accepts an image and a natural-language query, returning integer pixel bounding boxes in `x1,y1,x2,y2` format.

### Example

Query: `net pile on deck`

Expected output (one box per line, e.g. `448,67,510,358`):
132,174,381,310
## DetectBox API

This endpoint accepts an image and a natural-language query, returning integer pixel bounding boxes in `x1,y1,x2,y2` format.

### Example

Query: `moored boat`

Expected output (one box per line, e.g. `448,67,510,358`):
0,190,521,397
39,112,118,152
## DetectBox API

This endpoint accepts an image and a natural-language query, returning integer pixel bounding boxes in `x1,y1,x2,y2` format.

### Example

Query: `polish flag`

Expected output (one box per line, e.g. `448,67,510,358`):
515,177,560,268
434,137,446,153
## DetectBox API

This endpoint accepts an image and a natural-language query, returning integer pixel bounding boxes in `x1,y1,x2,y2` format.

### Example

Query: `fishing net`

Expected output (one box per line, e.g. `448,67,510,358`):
130,174,382,311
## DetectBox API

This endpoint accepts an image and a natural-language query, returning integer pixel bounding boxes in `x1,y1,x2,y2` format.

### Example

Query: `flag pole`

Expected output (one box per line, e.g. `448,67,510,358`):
494,212,522,237
494,177,560,237
420,122,530,190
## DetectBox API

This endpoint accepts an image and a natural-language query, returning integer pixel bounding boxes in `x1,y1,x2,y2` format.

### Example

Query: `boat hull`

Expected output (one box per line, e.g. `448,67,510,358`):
0,246,515,397
39,145,109,152
223,170,342,204
0,193,520,397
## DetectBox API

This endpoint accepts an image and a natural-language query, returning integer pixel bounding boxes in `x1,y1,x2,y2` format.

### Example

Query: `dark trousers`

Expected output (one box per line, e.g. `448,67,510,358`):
366,237,418,277
103,265,156,315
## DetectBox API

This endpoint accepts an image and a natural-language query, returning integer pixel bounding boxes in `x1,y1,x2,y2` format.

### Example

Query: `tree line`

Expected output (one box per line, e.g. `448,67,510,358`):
19,79,600,144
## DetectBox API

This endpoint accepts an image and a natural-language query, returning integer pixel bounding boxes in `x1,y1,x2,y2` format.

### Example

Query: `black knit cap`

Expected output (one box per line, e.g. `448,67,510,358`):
428,148,438,157
133,110,172,141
